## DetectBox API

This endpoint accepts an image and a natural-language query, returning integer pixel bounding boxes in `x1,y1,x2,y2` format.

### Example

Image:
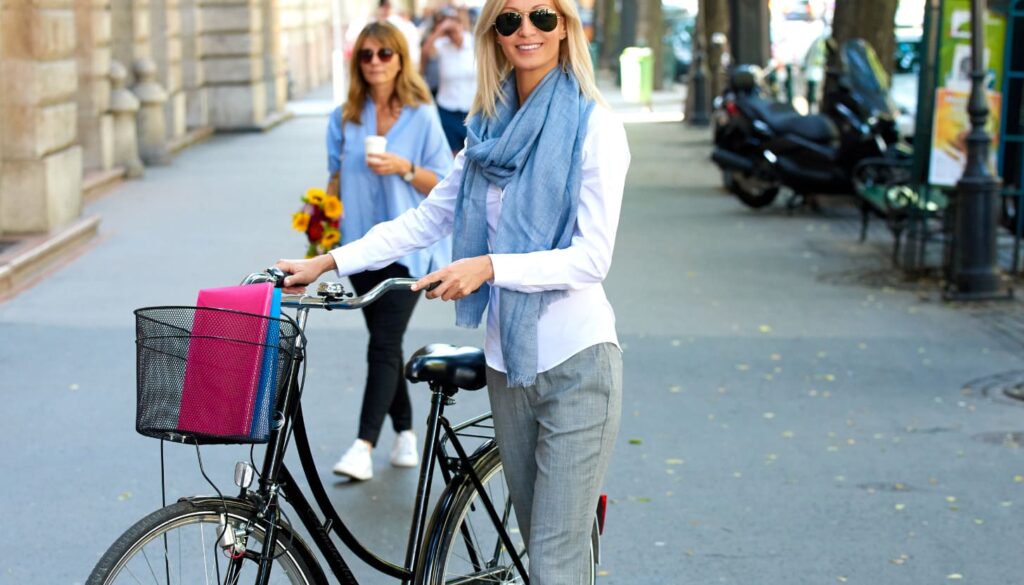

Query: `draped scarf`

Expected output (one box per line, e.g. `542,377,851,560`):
452,68,595,387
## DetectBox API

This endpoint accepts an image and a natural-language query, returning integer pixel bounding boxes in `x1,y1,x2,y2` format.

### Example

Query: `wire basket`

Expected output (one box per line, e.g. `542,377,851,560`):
134,306,302,444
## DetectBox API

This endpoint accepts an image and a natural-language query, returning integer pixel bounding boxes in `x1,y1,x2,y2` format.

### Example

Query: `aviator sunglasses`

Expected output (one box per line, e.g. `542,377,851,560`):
493,8,560,36
358,47,396,64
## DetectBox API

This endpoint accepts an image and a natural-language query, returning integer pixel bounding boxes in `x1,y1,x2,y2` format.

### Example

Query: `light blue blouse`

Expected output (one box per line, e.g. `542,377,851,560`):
327,100,453,278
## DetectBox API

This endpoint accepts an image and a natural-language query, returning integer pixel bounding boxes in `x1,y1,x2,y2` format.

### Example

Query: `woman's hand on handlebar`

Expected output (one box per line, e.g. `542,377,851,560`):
274,254,337,294
412,256,493,301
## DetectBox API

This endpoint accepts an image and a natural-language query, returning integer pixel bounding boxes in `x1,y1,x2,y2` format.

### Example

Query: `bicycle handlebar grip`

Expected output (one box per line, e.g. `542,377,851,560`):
266,267,289,288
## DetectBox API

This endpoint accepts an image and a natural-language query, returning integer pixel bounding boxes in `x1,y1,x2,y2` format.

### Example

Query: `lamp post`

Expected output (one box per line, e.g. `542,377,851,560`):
688,2,711,127
689,36,711,126
948,0,1005,299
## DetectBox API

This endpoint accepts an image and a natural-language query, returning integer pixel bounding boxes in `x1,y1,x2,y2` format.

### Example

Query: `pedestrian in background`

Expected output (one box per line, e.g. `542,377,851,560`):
376,0,422,69
325,21,453,481
418,8,444,96
421,6,476,153
277,0,630,580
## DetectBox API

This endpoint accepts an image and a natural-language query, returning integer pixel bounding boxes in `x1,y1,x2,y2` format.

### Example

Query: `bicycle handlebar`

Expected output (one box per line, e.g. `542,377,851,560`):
283,277,418,310
241,268,434,311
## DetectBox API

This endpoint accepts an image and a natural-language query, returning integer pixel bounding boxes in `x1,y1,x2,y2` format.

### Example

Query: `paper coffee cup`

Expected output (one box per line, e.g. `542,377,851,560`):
365,135,387,158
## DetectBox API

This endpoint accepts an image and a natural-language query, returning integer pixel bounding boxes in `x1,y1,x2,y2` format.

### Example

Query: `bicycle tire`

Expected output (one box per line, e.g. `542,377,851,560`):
417,448,597,584
86,497,326,585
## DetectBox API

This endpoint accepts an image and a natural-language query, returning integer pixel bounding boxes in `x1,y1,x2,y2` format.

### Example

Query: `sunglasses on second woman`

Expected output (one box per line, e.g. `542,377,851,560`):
358,47,396,64
493,8,560,36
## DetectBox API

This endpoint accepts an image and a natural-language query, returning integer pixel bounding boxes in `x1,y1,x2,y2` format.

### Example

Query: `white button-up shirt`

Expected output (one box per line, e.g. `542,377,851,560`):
330,104,631,374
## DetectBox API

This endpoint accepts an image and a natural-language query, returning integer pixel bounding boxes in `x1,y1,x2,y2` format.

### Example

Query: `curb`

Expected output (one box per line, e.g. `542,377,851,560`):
0,215,102,300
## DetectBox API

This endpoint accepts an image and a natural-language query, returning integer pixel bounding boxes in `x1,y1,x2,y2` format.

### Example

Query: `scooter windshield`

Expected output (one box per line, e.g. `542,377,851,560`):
842,40,898,120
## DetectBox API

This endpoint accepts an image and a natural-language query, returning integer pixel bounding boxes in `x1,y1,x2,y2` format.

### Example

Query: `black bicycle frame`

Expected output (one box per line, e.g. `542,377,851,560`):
247,308,528,585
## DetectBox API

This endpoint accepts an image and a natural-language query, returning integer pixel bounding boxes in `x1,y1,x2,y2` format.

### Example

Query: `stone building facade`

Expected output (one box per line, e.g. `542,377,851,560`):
0,0,334,238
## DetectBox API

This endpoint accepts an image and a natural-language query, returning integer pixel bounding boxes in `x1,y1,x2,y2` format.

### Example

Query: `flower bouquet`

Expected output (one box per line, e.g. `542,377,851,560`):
292,188,343,258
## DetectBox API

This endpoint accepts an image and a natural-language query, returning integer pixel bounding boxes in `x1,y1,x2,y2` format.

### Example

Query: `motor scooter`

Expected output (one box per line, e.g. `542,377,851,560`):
711,39,909,209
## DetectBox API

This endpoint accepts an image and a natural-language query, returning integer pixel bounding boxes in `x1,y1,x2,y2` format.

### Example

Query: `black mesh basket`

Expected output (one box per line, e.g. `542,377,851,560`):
134,306,302,444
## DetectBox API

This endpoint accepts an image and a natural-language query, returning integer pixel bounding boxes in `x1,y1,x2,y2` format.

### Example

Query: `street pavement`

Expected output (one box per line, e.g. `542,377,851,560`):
2,81,1024,585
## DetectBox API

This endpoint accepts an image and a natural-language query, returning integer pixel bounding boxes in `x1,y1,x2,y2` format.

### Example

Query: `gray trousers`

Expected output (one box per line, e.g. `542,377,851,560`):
486,343,623,585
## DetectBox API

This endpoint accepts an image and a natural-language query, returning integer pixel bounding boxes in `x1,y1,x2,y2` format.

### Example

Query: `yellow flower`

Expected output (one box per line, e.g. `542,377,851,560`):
291,211,310,232
321,228,341,249
323,196,343,220
305,188,326,206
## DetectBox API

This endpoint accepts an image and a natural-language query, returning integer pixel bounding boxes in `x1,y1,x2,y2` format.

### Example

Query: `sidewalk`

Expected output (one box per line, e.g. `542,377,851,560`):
1,81,1023,585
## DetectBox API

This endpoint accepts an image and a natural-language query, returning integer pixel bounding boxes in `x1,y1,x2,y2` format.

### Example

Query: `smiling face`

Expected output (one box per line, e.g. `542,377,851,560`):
358,36,402,90
494,0,566,77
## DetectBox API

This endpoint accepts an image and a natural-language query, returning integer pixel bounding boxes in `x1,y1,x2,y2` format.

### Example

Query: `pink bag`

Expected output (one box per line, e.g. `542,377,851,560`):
177,283,277,439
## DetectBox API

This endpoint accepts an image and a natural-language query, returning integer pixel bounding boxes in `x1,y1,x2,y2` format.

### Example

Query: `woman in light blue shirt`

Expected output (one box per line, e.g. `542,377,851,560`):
325,21,453,481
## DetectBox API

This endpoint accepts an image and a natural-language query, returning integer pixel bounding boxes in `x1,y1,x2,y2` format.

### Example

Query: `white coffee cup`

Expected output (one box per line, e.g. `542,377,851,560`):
365,135,387,160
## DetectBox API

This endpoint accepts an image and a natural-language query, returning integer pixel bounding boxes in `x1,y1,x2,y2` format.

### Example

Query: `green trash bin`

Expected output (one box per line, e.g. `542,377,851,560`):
619,47,653,105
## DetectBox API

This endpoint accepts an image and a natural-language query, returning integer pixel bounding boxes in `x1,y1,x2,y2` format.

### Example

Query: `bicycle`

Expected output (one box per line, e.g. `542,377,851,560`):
87,268,604,584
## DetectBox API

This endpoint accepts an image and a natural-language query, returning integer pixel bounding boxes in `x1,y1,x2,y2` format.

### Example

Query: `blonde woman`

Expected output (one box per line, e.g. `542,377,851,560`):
325,21,453,481
279,0,629,580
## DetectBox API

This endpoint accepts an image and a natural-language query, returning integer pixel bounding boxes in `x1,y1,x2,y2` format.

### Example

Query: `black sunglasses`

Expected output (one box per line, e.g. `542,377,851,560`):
493,9,560,36
358,47,396,64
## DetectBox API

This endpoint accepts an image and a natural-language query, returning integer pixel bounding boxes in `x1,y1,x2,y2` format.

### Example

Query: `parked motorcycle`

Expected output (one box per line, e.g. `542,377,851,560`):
711,39,910,209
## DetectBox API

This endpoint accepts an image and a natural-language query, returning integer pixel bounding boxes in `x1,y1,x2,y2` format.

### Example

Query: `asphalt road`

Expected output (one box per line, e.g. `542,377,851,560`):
2,100,1023,584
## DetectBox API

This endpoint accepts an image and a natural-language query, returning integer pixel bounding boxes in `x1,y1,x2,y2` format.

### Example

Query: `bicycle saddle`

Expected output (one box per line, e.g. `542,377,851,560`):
405,344,486,390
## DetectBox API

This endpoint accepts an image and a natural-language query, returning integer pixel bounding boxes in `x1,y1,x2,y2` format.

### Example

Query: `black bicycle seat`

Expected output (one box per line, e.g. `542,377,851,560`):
405,344,487,390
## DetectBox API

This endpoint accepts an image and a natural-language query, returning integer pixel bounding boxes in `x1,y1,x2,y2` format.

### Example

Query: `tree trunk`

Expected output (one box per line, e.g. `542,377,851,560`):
704,0,730,98
831,0,899,77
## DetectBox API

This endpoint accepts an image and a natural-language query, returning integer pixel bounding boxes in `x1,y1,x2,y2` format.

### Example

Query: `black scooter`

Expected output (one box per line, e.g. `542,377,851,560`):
711,39,909,209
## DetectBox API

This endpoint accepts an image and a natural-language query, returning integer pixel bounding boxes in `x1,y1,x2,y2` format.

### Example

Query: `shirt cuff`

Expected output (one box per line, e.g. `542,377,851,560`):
488,253,526,289
329,243,365,278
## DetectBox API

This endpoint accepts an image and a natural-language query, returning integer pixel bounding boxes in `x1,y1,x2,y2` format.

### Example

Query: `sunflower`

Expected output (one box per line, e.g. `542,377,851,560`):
323,196,343,220
305,187,326,206
291,211,310,232
321,228,341,249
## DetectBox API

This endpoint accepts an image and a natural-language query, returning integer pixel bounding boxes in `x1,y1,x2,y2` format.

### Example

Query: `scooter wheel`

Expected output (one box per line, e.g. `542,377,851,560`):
729,171,780,209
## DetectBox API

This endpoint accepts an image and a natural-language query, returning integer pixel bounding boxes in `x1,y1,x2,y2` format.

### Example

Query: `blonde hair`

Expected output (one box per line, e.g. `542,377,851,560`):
343,21,434,125
469,0,606,118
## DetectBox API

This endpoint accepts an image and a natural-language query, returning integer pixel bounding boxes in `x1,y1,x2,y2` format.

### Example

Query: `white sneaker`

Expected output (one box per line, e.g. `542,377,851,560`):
390,430,419,468
332,440,373,480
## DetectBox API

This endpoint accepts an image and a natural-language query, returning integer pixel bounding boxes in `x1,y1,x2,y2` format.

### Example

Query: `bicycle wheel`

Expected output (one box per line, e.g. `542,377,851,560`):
87,498,325,585
420,449,596,584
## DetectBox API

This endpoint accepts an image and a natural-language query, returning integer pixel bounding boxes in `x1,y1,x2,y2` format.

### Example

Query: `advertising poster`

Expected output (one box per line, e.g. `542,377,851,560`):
928,0,1006,186
929,88,1002,186
936,0,1006,91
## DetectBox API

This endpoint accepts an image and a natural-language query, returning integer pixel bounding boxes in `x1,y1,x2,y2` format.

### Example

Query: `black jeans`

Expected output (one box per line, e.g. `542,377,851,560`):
348,263,420,446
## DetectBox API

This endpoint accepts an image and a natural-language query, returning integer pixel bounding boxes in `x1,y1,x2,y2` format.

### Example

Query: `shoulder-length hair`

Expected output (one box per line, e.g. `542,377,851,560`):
343,21,433,125
469,0,606,118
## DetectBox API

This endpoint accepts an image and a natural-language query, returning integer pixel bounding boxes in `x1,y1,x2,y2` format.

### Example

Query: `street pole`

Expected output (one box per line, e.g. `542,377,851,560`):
948,0,1006,299
688,1,710,126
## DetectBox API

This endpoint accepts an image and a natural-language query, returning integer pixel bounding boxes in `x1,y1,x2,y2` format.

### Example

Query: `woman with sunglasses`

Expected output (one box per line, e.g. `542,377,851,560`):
324,21,453,482
279,0,629,581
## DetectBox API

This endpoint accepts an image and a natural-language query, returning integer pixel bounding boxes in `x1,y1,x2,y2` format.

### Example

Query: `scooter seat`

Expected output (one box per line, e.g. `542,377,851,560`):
405,344,487,390
771,113,839,144
746,99,838,144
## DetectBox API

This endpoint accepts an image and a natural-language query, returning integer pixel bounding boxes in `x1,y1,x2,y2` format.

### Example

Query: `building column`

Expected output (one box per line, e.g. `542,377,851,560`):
150,0,186,142
262,0,287,113
0,0,83,234
199,0,269,129
75,0,115,173
180,0,209,128
279,0,306,95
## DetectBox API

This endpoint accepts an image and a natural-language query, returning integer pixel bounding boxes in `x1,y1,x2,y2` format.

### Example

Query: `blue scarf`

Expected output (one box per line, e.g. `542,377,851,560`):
452,68,595,388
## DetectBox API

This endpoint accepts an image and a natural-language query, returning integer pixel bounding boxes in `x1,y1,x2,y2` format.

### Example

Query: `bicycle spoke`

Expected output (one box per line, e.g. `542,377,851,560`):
122,565,146,585
200,521,211,585
140,547,161,584
92,506,310,585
